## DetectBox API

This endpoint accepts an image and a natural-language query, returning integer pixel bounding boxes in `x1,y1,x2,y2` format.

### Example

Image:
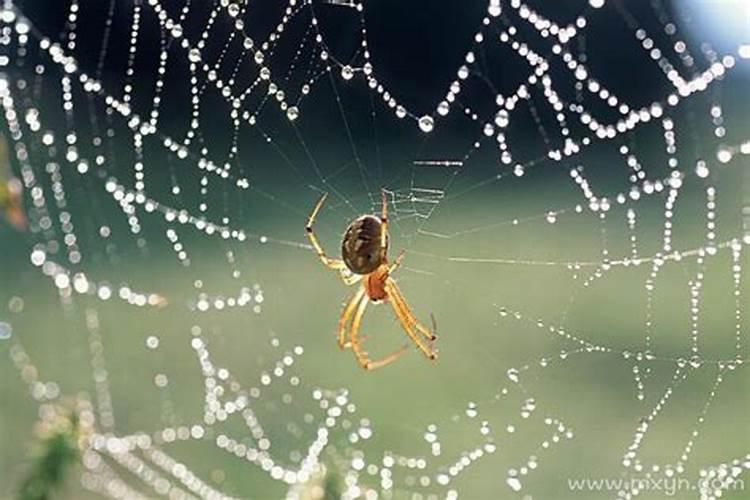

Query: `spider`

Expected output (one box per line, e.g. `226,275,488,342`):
305,190,437,370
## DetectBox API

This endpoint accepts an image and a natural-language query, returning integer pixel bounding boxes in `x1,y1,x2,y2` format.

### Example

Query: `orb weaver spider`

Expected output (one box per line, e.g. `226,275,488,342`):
305,190,437,370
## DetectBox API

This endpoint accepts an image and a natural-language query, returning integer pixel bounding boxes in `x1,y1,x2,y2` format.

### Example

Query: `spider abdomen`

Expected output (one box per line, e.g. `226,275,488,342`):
341,215,387,274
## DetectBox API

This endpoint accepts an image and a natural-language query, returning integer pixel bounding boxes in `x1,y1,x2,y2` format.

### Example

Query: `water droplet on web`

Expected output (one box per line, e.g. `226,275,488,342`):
286,106,299,121
146,335,159,349
507,368,520,383
506,476,522,491
0,322,11,340
689,355,702,368
465,402,478,418
8,296,24,313
488,0,501,17
341,65,354,80
30,249,46,266
523,398,536,412
716,145,733,163
188,48,201,63
418,115,434,133
495,109,509,128
227,3,240,17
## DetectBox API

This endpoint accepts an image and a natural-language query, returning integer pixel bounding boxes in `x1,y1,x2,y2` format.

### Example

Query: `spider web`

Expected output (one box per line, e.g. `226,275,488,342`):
0,0,749,499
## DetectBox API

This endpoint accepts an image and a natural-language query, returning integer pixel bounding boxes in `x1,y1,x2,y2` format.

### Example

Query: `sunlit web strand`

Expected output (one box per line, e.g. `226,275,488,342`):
412,237,743,268
0,70,307,253
4,1,256,191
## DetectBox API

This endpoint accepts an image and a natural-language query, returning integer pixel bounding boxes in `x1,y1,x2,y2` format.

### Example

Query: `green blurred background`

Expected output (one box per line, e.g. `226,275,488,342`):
1,167,748,498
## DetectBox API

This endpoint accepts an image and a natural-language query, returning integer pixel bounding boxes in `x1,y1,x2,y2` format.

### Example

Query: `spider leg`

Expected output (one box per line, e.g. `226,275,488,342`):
306,192,360,285
339,269,363,286
338,286,365,349
349,295,409,370
385,280,437,360
387,278,437,342
306,192,343,269
361,344,410,371
387,250,406,275
379,189,388,249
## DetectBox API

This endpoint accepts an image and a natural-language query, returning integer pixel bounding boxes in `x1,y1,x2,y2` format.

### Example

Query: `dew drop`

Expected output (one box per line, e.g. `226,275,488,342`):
146,335,160,349
488,0,501,16
495,109,509,128
8,296,24,313
689,354,702,368
418,115,434,133
227,3,240,17
30,249,46,266
188,48,201,63
506,477,522,491
154,373,168,387
716,146,733,164
0,321,11,340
